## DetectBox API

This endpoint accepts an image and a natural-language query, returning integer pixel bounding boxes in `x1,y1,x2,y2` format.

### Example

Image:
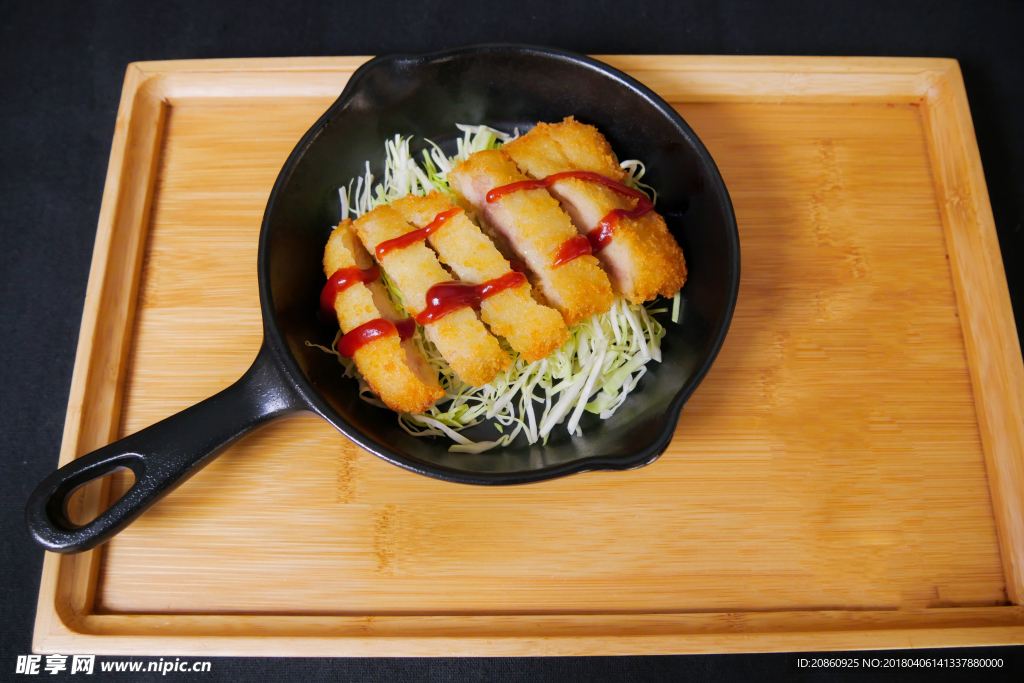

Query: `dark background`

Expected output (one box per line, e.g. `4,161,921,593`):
2,0,1022,680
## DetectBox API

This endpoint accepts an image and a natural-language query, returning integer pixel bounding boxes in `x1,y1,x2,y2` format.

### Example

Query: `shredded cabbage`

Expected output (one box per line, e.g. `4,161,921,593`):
316,124,677,452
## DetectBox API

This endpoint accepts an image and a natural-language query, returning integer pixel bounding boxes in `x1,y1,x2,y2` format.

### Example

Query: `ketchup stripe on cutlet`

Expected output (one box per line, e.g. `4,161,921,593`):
413,272,528,325
552,234,592,267
319,266,380,321
485,170,653,259
337,316,416,357
374,208,462,260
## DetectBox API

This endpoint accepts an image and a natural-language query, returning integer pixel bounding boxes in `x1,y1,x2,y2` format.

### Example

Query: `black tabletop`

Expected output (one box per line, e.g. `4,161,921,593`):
2,1,1023,680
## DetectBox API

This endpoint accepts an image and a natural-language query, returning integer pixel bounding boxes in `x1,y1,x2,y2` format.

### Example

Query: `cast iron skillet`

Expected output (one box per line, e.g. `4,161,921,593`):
26,44,740,554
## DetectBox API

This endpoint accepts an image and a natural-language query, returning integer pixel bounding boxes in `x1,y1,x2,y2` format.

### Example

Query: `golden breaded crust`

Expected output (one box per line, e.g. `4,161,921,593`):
504,121,687,302
424,307,510,386
479,289,568,362
327,217,440,329
390,192,453,229
548,177,687,302
351,335,443,415
354,205,510,387
450,149,523,198
610,212,687,302
499,129,571,180
391,193,508,282
324,220,385,330
541,250,616,326
504,116,627,182
391,192,569,361
448,150,614,326
353,206,450,311
325,218,375,272
322,220,444,414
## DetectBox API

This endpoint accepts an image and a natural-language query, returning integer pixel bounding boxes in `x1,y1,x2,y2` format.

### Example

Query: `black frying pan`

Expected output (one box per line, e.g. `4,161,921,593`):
26,45,740,554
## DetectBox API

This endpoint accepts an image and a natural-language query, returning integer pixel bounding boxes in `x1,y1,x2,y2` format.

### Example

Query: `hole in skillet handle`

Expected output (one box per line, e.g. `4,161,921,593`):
59,463,140,529
26,45,740,552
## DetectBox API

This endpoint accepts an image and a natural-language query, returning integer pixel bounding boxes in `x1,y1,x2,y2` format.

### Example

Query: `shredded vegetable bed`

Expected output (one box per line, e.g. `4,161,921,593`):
308,124,682,453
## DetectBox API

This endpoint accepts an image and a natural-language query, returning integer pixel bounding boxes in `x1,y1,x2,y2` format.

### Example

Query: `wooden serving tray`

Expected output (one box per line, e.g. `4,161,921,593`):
34,56,1024,655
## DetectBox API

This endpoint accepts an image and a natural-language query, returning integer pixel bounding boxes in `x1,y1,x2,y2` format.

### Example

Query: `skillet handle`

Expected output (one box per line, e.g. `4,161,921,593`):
26,342,304,554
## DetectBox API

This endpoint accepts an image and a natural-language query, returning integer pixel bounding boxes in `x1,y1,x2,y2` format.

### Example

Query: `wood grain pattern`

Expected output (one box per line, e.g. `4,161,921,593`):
33,56,1024,655
919,62,1024,604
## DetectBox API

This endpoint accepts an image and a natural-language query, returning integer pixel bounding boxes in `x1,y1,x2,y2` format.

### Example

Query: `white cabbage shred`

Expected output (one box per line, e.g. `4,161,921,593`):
316,124,676,452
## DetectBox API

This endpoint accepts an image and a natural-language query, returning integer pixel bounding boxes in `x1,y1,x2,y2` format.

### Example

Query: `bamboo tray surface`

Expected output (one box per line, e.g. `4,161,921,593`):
34,55,1024,655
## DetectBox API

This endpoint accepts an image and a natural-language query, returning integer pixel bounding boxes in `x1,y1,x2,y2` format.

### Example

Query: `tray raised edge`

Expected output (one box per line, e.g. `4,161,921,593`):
32,55,1024,656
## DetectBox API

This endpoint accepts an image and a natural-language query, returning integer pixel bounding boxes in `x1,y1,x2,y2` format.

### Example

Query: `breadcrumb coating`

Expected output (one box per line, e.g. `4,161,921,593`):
503,117,687,302
447,149,614,325
322,220,443,413
391,192,568,362
354,205,510,387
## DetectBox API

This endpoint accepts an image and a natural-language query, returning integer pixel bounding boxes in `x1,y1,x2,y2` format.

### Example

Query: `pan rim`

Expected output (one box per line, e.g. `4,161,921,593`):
256,43,740,485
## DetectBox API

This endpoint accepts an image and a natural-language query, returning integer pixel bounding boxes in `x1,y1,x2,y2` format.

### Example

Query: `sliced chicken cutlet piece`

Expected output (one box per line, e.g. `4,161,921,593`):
510,116,630,182
354,205,510,387
503,117,687,303
390,192,568,362
323,220,444,414
447,149,614,325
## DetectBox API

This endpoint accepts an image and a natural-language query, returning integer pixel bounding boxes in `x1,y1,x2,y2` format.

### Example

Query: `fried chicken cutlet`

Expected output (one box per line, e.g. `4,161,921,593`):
503,117,687,303
322,220,444,414
353,205,510,387
390,192,568,362
447,149,614,325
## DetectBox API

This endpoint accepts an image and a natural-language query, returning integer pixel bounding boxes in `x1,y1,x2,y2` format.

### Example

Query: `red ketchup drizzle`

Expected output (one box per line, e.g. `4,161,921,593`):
485,170,654,257
375,207,462,260
337,319,397,358
394,317,416,341
484,178,549,202
319,265,380,321
413,272,527,325
552,234,592,267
